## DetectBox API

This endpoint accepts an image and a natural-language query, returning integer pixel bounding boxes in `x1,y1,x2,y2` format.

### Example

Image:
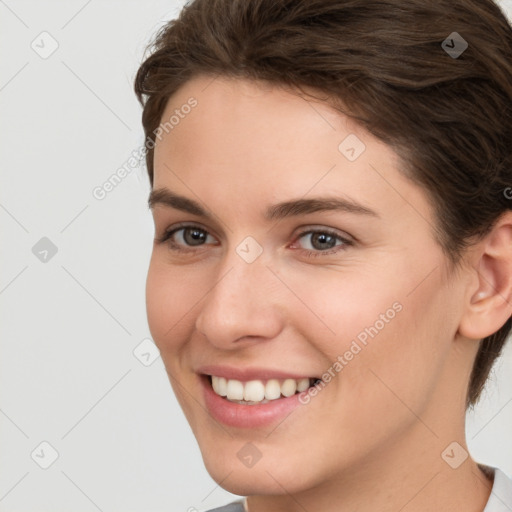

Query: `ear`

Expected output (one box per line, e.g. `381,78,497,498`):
458,211,512,340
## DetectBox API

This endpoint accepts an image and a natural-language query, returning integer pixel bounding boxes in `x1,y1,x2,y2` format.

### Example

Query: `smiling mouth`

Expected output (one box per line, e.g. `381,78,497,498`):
205,374,322,405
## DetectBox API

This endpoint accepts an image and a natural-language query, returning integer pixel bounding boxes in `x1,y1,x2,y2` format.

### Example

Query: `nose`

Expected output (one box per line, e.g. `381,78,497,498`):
195,246,284,349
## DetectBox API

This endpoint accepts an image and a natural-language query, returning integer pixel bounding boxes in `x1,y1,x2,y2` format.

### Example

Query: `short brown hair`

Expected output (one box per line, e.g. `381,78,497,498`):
134,0,512,409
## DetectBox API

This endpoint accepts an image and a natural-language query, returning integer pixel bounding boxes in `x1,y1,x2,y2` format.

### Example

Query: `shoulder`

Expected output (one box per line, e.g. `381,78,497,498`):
202,499,245,512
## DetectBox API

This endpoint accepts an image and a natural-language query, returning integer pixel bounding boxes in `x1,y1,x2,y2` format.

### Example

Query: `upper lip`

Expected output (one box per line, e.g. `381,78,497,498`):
197,364,318,382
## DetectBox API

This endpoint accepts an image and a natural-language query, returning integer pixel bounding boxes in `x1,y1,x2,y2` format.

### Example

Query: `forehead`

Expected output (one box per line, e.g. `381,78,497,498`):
155,75,349,163
156,75,364,180
152,74,432,231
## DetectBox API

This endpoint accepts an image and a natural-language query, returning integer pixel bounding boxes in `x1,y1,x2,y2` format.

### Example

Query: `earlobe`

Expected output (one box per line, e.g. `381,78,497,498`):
459,212,512,340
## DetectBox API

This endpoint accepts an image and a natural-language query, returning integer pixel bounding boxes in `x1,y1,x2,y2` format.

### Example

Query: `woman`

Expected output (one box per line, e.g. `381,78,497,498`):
134,0,512,510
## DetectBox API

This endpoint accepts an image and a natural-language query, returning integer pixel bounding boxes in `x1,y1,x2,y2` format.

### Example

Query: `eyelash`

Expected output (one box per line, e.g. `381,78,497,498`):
154,222,354,258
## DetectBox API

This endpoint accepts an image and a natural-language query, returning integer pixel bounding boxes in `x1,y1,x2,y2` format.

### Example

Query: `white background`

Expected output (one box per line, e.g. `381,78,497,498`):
1,1,512,511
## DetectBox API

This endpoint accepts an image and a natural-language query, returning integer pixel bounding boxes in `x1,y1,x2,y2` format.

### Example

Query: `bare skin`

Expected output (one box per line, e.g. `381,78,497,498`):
146,74,512,512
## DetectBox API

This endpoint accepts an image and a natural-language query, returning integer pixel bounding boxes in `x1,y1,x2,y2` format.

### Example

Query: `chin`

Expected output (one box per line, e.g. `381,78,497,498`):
204,465,290,496
201,450,321,497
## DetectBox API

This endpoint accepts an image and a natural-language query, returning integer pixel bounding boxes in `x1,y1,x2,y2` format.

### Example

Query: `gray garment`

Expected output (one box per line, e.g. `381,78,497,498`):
205,500,245,512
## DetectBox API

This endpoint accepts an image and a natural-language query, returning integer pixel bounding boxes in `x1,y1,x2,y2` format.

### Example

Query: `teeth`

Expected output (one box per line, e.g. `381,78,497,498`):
244,380,265,402
210,375,313,403
212,376,228,396
217,376,227,396
297,377,310,392
226,379,244,400
265,379,281,400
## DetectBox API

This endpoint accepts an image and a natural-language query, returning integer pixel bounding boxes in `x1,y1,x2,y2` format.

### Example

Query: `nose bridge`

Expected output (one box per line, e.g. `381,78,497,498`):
195,236,282,345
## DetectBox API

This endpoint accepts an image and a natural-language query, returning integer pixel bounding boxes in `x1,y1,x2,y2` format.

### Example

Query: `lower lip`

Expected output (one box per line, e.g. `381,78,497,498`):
200,374,307,428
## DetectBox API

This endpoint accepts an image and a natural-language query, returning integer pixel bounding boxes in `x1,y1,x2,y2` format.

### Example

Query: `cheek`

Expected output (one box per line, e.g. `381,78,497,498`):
359,293,450,434
145,258,199,355
289,263,451,419
145,258,206,419
281,262,408,357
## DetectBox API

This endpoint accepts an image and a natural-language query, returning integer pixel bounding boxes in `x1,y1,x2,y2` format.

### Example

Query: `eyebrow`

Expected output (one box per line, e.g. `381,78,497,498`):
148,187,379,221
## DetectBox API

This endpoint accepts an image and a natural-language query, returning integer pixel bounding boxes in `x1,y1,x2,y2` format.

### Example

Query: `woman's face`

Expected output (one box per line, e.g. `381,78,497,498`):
146,75,475,495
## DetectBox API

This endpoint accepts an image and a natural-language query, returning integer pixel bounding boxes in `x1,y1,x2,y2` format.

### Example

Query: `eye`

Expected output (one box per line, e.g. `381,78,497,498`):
155,223,217,252
155,223,353,258
291,228,353,257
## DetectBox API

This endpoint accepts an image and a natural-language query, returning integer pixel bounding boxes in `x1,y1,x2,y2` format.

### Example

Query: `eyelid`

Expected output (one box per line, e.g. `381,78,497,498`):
156,222,352,242
155,221,217,246
292,225,355,244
